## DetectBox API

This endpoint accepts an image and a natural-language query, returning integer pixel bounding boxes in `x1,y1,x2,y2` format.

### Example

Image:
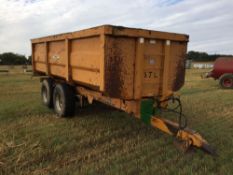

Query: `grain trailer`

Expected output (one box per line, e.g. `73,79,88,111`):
31,25,215,154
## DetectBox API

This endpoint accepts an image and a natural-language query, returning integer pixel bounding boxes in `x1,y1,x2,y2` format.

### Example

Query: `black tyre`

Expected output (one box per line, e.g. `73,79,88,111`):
41,78,54,108
219,74,233,89
53,83,75,117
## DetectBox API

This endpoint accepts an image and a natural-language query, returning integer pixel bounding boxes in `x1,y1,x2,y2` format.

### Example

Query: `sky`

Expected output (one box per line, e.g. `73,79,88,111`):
0,0,233,56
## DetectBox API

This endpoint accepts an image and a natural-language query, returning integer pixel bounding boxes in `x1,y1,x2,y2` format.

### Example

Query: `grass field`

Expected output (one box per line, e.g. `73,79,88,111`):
0,69,233,175
0,65,32,74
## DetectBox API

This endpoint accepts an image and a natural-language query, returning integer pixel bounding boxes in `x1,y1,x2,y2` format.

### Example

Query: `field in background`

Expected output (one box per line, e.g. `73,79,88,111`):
0,65,32,74
0,69,233,175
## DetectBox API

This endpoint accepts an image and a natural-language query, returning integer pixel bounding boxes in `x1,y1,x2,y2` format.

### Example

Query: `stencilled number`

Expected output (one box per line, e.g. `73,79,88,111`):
144,72,157,78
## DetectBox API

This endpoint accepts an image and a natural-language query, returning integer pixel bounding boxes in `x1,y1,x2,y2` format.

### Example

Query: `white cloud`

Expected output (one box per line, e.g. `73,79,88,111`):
0,0,233,55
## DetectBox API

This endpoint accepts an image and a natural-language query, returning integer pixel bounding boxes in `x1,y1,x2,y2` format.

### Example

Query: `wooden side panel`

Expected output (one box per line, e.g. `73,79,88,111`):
34,42,46,73
141,39,164,97
65,39,71,81
161,40,171,99
139,39,187,98
134,38,144,99
70,36,102,87
48,40,66,77
71,69,100,87
105,36,135,99
31,25,188,100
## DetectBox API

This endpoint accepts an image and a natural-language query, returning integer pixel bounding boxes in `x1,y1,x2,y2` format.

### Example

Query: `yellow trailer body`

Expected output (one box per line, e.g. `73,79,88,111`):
31,25,215,154
32,25,188,100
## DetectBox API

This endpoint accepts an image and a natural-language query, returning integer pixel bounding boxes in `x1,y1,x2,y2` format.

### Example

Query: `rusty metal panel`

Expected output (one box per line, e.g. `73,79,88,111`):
169,41,187,91
105,36,135,99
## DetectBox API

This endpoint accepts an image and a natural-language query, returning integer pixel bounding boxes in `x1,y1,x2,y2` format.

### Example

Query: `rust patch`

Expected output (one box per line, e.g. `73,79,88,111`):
104,37,124,98
172,54,186,91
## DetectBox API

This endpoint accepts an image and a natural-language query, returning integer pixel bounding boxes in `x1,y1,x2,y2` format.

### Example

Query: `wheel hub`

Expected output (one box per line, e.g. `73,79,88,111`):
42,87,48,103
55,93,63,112
223,78,233,87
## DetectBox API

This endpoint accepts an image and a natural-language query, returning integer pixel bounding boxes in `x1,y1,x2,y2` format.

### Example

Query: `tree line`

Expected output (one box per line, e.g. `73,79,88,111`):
187,51,233,62
0,51,232,65
0,52,31,65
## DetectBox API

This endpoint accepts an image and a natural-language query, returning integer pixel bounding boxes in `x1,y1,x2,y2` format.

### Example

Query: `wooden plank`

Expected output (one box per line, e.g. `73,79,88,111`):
99,34,105,91
106,25,189,42
161,40,172,99
31,27,104,43
31,25,189,44
45,42,49,75
134,37,145,99
65,39,70,81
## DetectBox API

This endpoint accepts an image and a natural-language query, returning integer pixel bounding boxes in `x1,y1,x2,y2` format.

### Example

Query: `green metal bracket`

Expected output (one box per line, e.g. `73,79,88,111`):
140,99,160,124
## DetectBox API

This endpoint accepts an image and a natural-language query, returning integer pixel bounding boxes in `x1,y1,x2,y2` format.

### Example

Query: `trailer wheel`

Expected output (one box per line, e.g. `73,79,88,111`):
41,78,54,108
219,74,233,89
53,83,75,117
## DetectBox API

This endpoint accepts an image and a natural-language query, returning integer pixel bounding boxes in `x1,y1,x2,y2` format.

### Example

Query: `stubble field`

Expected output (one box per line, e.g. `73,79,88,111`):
0,69,233,175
